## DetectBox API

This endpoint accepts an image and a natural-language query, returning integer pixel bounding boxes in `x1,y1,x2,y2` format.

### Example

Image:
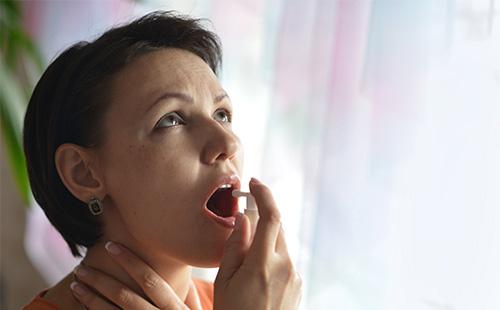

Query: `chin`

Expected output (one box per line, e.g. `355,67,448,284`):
185,256,222,269
178,227,231,267
191,259,222,269
185,243,226,268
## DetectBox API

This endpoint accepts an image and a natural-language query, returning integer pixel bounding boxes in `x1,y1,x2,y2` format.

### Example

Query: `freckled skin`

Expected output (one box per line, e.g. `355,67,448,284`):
94,48,244,267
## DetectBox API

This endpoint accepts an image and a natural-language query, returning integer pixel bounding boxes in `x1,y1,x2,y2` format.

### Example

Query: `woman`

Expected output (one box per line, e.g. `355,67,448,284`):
22,11,301,309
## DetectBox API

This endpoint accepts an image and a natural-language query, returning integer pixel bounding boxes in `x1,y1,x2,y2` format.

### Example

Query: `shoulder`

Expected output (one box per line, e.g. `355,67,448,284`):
23,291,58,310
24,273,81,310
192,278,214,310
193,278,214,294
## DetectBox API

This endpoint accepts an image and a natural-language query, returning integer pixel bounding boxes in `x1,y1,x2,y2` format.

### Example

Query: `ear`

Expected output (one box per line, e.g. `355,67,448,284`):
55,143,106,203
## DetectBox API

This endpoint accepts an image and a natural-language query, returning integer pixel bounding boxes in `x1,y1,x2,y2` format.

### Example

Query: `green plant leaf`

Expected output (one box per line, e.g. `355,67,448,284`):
0,57,30,205
0,0,45,207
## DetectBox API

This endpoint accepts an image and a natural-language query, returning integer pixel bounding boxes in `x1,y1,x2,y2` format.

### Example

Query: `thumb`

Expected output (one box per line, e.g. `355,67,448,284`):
215,213,251,285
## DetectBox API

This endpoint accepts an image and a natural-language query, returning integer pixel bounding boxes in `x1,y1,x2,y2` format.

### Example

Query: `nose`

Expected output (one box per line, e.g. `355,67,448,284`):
201,121,240,165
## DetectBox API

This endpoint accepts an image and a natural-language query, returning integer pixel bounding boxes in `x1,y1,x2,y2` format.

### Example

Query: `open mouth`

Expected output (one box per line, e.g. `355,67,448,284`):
207,185,238,218
203,176,240,228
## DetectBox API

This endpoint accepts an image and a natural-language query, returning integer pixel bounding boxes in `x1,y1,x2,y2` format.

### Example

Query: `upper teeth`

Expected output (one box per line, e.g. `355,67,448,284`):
219,184,232,188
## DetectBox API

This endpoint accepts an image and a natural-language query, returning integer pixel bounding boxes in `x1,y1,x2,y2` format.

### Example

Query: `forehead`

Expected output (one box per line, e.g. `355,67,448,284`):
107,48,220,105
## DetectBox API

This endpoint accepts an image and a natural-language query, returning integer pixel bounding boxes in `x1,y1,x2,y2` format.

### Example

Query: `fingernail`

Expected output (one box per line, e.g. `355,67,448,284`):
105,241,121,255
250,177,261,184
70,282,88,296
73,265,88,277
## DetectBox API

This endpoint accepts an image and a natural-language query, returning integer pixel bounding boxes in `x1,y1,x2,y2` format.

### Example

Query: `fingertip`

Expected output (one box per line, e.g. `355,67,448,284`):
226,213,251,246
249,177,263,191
70,281,88,297
240,212,250,226
239,213,252,247
233,212,244,231
105,241,122,255
218,215,251,283
250,177,261,184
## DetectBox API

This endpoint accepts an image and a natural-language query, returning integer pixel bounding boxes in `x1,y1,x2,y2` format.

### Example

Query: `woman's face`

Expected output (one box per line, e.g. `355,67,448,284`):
95,48,244,267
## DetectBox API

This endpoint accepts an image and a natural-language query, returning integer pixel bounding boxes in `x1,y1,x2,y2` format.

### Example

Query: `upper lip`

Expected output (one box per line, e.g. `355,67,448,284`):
203,172,241,208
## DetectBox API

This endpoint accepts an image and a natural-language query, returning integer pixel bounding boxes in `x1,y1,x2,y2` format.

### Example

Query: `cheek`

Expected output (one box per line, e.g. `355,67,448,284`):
103,145,152,192
102,142,198,227
98,137,234,264
236,147,244,172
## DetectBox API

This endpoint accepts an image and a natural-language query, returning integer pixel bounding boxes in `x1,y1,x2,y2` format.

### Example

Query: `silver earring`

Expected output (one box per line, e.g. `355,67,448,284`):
88,196,103,215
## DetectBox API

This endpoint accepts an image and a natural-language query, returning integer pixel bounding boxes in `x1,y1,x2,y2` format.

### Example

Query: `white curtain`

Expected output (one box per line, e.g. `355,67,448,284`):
24,0,500,309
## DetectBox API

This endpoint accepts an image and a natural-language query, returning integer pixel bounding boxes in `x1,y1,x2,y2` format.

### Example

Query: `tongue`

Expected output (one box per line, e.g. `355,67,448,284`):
207,188,235,217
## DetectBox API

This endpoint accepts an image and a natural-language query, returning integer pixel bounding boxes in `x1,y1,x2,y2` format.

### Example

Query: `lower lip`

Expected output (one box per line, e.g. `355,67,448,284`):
203,205,237,229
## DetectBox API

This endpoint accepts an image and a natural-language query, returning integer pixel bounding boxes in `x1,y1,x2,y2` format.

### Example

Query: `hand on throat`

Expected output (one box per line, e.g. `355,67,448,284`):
80,230,193,305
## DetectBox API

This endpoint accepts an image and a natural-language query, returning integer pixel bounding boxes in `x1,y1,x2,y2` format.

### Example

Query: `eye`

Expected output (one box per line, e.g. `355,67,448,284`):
155,112,185,129
214,108,232,123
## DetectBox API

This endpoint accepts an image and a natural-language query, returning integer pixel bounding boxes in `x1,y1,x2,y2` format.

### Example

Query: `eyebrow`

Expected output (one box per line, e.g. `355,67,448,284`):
146,91,229,114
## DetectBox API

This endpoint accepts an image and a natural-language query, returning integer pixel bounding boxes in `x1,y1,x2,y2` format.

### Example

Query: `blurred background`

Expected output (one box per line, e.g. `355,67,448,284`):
1,0,500,309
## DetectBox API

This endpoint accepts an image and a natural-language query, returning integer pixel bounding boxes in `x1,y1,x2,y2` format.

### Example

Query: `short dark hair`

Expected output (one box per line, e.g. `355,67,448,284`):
23,11,222,256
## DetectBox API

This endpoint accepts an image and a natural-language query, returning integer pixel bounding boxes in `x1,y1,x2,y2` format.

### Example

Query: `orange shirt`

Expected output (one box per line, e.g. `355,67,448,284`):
23,278,213,310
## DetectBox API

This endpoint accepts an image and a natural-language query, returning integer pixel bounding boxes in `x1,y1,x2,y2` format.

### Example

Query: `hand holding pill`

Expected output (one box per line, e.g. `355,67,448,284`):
214,177,302,310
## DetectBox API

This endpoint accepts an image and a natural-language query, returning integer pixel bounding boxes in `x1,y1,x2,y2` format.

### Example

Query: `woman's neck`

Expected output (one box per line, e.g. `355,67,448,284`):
82,239,193,303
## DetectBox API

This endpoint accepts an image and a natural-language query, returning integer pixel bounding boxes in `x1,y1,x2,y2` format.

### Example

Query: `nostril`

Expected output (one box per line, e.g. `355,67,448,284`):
215,152,229,161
